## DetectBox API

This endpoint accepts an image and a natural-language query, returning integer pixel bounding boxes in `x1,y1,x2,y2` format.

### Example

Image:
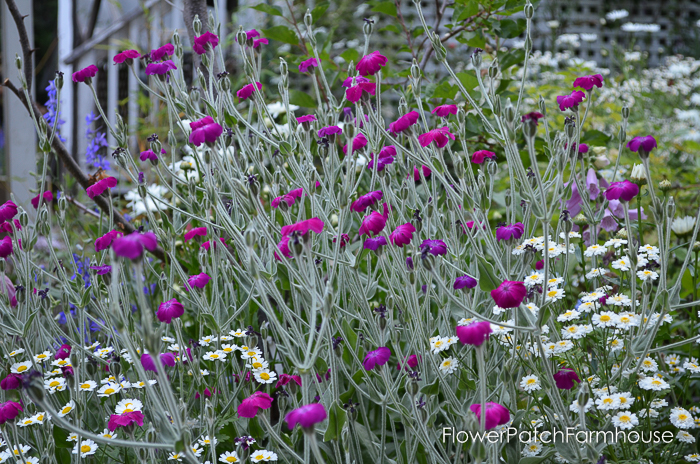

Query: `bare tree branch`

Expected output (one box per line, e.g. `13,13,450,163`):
3,0,34,94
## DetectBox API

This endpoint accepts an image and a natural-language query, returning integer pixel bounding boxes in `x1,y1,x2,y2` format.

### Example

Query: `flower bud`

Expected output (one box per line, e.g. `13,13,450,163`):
630,164,646,186
486,159,498,177
221,76,231,92
237,28,248,47
573,214,587,227
642,279,653,296
622,106,630,119
109,360,122,377
55,71,64,90
667,196,676,219
616,227,628,239
488,60,499,79
410,59,421,81
504,99,516,123
304,9,313,28
524,2,534,19
493,97,502,116
408,379,419,397
538,96,547,116
470,436,487,464
576,381,590,409
693,241,700,252
658,179,672,193
193,15,202,35
363,19,374,37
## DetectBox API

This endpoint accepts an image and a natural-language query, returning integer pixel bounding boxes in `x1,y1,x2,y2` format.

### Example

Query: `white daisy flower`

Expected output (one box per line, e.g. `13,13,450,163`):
58,400,75,417
611,412,638,430
10,361,32,374
604,238,628,248
203,351,227,362
230,328,247,338
640,357,658,373
168,452,184,461
97,383,122,397
577,301,599,313
592,311,618,328
545,288,565,302
78,380,97,392
199,335,218,346
16,417,36,427
569,398,594,413
33,351,52,363
524,272,544,287
220,344,239,355
199,436,219,447
638,376,670,391
584,244,608,257
115,399,143,415
557,310,580,322
520,375,541,392
595,395,620,410
100,429,116,440
250,450,278,462
240,348,263,360
430,336,451,354
636,269,659,281
246,359,270,371
546,277,565,288
608,338,624,352
5,348,25,357
670,407,695,429
190,444,203,458
613,392,634,409
521,440,542,457
608,294,632,307
253,369,277,384
677,430,696,443
218,451,240,463
683,358,700,374
438,357,459,375
616,313,640,329
611,256,631,271
585,268,607,280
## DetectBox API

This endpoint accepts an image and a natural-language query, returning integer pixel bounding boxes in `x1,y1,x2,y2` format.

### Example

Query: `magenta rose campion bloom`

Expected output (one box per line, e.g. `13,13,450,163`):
363,347,391,370
359,203,389,237
420,239,447,256
397,354,419,370
187,273,211,290
238,391,274,418
318,125,342,139
140,148,165,162
456,321,492,346
285,403,328,429
272,188,304,209
184,227,207,242
95,230,122,252
253,38,268,48
245,29,260,40
141,353,176,372
389,111,420,135
280,217,325,237
0,401,23,425
108,411,144,432
2,276,17,307
0,201,18,222
55,344,71,360
573,74,604,90
627,135,657,154
364,236,388,252
605,180,639,202
86,177,117,199
521,111,544,125
237,82,262,101
299,57,319,73
469,402,510,430
189,116,223,146
113,49,140,64
454,275,478,290
145,60,177,76
31,191,53,209
471,150,496,164
389,223,416,247
275,237,293,260
72,64,98,83
297,115,317,124
201,238,226,250
0,236,13,258
151,43,174,61
432,105,458,118
553,368,581,390
193,31,219,54
345,79,376,103
357,51,388,76
112,232,158,259
368,146,396,172
418,126,455,148
90,265,112,275
342,133,368,155
157,299,184,324
496,222,525,242
556,90,585,111
351,190,383,213
491,281,527,308
0,374,22,391
276,374,302,389
410,165,432,181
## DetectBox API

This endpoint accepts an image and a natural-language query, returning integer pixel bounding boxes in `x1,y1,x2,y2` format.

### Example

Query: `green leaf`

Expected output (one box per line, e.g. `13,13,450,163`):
456,72,479,92
371,0,397,17
342,318,358,349
311,1,330,22
224,110,238,128
249,3,284,16
519,450,555,464
201,313,220,334
499,49,526,70
288,89,316,108
248,417,265,440
458,368,476,390
78,288,92,308
454,1,479,21
477,257,499,292
324,402,347,442
352,369,365,384
420,377,440,395
340,49,360,64
23,311,38,338
278,142,293,155
432,81,458,100
583,129,612,145
498,19,527,38
262,25,299,45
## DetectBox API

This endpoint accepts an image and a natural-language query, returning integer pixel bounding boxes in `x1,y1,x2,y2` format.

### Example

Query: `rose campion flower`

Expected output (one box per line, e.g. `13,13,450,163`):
108,411,144,432
238,391,274,418
113,49,140,64
237,82,262,101
397,354,419,370
272,188,304,209
351,190,383,213
72,64,98,83
0,201,18,222
333,233,350,247
0,401,23,424
299,58,318,73
187,273,211,290
245,29,261,40
368,146,396,172
55,344,71,360
491,281,527,308
141,353,176,373
318,125,342,139
201,238,226,250
157,299,184,324
342,76,371,88
0,236,13,259
535,260,544,270
346,81,377,103
90,265,112,275
189,116,223,146
496,222,525,242
573,74,604,90
627,135,657,155
0,374,22,391
389,223,416,247
2,276,17,307
297,115,316,124
95,230,122,252
521,112,544,125
553,368,580,390
150,43,174,61
389,111,419,135
140,148,165,162
471,150,496,164
86,177,117,199
410,165,432,181
276,374,302,389
363,236,387,252
556,90,585,111
420,239,447,256
469,402,510,430
456,321,492,346
280,217,325,237
418,126,455,148
359,203,389,237
253,38,268,48
432,105,458,118
605,180,639,202
112,232,158,259
342,133,368,155
356,51,388,76
145,60,177,76
31,191,53,209
454,275,478,290
0,220,20,235
363,347,391,370
285,403,328,429
184,227,207,242
193,31,219,54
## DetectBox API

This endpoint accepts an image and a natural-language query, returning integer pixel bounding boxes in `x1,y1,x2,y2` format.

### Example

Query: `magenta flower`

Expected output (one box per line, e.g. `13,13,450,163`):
275,236,293,261
454,275,478,290
55,344,71,360
1,276,16,307
368,146,396,172
86,176,117,199
285,403,328,429
0,236,12,259
108,411,144,432
157,299,184,324
573,74,603,90
535,260,544,270
397,354,419,370
271,189,302,209
410,165,432,181
363,347,391,370
342,133,368,155
556,90,585,111
31,191,53,209
0,374,21,391
245,29,261,40
237,82,262,101
351,190,383,213
90,265,112,275
297,115,317,124
357,51,388,76
189,116,223,146
145,60,177,76
389,223,416,247
193,31,219,54
95,230,122,252
0,201,18,222
184,227,207,242
299,57,319,73
253,38,269,48
333,233,351,247
346,81,376,103
150,43,174,61
491,281,527,308
389,110,420,135
281,217,325,237
201,238,226,250
418,126,455,148
276,373,302,389
364,236,388,251
456,321,492,346
318,125,342,139
605,180,639,202
342,76,370,88
187,273,211,290
112,232,158,259
521,112,544,125
0,220,20,235
239,391,274,418
113,49,140,64
627,135,657,154
495,222,525,242
432,105,458,118
141,353,176,373
469,402,510,430
472,150,496,164
0,401,23,425
140,148,165,162
359,203,389,237
553,368,580,390
420,239,447,256
578,143,589,153
72,64,98,83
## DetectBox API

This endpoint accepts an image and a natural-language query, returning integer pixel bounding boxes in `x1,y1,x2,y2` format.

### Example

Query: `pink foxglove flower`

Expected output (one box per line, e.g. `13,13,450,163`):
72,64,98,83
189,116,223,146
150,43,174,61
553,368,580,390
495,223,524,242
605,180,639,202
454,275,478,290
469,402,510,430
193,31,219,54
299,58,318,73
187,273,211,290
113,49,140,64
432,105,458,118
359,203,389,237
363,347,391,370
285,403,328,429
389,111,419,135
237,82,262,101
31,191,53,208
456,321,492,346
95,230,122,252
573,74,604,90
351,190,383,213
627,135,657,154
342,133,368,155
491,281,527,308
357,51,388,76
0,201,18,222
184,227,207,242
108,411,144,432
471,150,496,164
556,90,585,111
112,232,158,259
238,391,274,418
157,299,184,324
418,126,455,148
86,177,117,199
145,60,177,76
0,236,12,259
389,223,416,247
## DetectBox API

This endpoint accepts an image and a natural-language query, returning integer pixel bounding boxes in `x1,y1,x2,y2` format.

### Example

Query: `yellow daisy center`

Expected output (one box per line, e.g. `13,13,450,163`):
17,366,27,372
61,406,72,414
260,372,270,380
104,388,114,394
